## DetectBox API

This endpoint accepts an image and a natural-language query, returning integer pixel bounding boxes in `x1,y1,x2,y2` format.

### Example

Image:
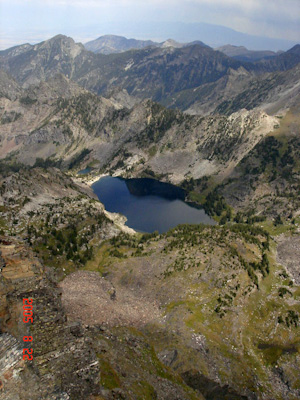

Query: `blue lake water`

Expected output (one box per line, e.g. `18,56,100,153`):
92,176,215,233
77,167,92,175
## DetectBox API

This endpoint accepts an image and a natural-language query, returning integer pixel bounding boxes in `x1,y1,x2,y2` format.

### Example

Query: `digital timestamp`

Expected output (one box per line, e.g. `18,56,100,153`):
22,298,33,361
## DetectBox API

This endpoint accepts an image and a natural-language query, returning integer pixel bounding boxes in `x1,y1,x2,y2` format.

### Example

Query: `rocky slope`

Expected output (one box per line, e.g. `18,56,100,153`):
0,235,204,400
1,53,299,224
219,105,300,221
164,63,300,115
0,35,241,99
1,35,299,113
0,73,121,165
0,72,278,185
0,153,298,400
75,43,244,103
214,64,300,116
252,45,300,73
1,215,299,399
90,225,300,400
0,70,21,100
0,167,134,276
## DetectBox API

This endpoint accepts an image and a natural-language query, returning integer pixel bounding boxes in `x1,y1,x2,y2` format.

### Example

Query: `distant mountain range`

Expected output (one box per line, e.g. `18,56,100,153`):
85,35,157,54
84,35,285,63
215,45,283,62
77,20,298,51
85,34,209,54
2,20,298,52
1,34,299,171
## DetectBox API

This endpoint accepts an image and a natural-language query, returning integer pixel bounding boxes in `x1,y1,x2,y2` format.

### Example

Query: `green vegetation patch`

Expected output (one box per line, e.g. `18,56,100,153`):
19,96,37,105
99,360,121,389
130,381,157,400
68,148,91,170
258,343,299,366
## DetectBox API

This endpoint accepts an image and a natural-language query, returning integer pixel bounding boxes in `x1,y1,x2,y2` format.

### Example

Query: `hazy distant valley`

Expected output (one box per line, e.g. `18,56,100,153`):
0,34,300,400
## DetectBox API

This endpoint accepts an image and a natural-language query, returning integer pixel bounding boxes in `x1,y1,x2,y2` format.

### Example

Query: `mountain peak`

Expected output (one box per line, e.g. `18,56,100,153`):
40,34,77,46
98,34,125,39
39,34,78,47
36,34,84,58
85,35,156,54
51,34,72,40
161,39,183,48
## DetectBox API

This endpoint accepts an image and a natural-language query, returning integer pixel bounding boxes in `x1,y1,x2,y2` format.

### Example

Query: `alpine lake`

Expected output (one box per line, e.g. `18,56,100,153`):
91,176,215,233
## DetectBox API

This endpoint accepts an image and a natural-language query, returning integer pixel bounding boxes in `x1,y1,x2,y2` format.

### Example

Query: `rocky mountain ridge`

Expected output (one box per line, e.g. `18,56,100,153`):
1,43,299,224
1,35,299,112
84,34,209,54
85,34,157,54
0,72,278,185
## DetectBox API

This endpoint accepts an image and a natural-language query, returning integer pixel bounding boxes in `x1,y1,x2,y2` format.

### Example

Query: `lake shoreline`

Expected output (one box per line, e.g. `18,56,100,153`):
75,173,109,186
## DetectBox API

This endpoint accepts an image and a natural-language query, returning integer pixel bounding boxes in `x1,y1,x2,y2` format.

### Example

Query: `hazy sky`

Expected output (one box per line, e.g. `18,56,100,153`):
0,0,299,49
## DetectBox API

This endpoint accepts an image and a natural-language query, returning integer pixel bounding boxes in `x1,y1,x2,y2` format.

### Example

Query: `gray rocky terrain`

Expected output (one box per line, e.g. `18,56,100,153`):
0,33,299,400
0,71,278,186
1,35,299,111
